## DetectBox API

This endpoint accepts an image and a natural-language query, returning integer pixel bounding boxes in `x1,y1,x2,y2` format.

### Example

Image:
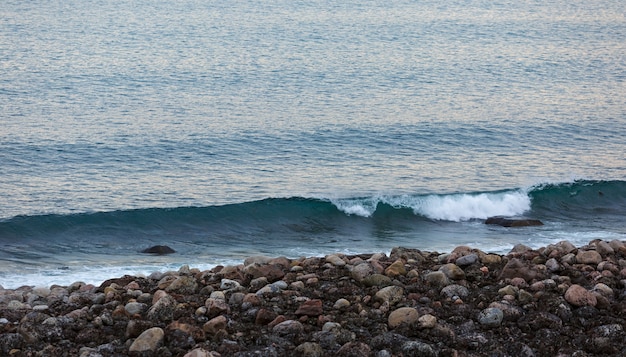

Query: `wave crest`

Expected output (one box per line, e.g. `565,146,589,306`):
331,190,531,222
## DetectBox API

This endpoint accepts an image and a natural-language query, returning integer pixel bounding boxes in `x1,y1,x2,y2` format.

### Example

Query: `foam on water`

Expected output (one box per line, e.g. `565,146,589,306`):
331,190,531,221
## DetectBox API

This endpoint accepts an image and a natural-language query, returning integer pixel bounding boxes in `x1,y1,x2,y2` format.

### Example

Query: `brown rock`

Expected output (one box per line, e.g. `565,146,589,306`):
499,258,539,282
337,341,371,356
564,284,597,307
244,263,286,282
481,254,502,265
128,327,164,353
295,299,323,316
203,315,228,335
385,259,406,277
255,308,278,325
388,307,419,329
205,298,230,318
576,250,602,265
168,321,205,342
390,247,425,263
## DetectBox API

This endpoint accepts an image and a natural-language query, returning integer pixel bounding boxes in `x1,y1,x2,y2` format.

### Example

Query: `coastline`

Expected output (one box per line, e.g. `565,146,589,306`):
1,239,625,356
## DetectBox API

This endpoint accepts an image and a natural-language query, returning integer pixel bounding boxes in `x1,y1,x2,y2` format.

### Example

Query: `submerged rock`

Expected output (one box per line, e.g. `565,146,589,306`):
141,245,176,255
485,217,543,227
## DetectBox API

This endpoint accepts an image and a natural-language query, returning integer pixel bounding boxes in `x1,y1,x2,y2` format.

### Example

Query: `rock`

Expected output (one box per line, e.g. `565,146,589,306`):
295,299,323,316
498,285,519,297
477,307,504,327
244,255,273,266
183,349,221,357
439,263,465,280
205,298,230,318
244,263,286,282
337,341,371,356
333,298,350,309
485,217,543,227
350,262,373,282
545,258,560,272
576,250,602,265
385,259,406,277
0,333,24,355
272,320,304,337
401,340,437,357
203,315,228,335
456,253,479,266
141,245,175,255
592,283,614,298
418,314,437,329
547,240,577,256
147,293,176,322
220,278,242,291
374,286,404,306
481,254,502,264
499,258,539,282
388,307,419,329
165,275,198,294
595,240,614,256
325,254,346,267
564,284,597,307
128,327,164,353
294,342,324,357
424,271,450,287
254,308,278,325
389,247,425,263
361,274,393,287
441,284,470,299
124,302,147,316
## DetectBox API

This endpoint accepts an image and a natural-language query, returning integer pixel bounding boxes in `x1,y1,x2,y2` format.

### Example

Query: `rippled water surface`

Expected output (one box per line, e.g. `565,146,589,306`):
1,0,625,287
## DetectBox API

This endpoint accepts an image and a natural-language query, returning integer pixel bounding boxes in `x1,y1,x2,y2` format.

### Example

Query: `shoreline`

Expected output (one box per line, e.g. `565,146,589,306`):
1,239,625,356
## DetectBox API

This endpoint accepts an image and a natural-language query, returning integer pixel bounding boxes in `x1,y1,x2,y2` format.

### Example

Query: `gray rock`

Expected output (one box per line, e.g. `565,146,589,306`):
424,271,450,287
147,294,176,322
124,302,147,316
374,286,404,306
441,284,470,299
478,307,504,327
361,274,393,287
350,262,373,282
456,253,478,266
273,320,304,337
401,340,437,357
220,278,242,291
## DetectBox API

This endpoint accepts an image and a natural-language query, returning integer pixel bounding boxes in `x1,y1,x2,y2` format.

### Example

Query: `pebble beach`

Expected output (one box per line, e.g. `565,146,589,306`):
1,239,625,357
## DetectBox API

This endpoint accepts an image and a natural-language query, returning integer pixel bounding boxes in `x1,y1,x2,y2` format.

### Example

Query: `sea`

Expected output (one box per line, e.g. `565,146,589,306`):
1,0,625,289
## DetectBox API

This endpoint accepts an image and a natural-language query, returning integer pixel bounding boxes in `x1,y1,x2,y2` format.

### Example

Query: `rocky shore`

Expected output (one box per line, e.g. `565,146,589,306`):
1,239,625,357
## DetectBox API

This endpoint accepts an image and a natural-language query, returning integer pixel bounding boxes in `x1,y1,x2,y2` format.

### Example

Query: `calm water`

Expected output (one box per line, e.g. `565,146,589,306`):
1,0,625,288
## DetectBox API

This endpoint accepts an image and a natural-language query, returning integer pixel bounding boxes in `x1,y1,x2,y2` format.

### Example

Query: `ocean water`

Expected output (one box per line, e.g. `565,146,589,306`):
1,0,625,289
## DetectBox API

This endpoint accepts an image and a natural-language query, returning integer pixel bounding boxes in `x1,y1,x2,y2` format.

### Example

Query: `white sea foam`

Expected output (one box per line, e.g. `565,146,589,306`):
331,191,531,222
330,197,379,217
0,261,235,290
413,191,531,221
